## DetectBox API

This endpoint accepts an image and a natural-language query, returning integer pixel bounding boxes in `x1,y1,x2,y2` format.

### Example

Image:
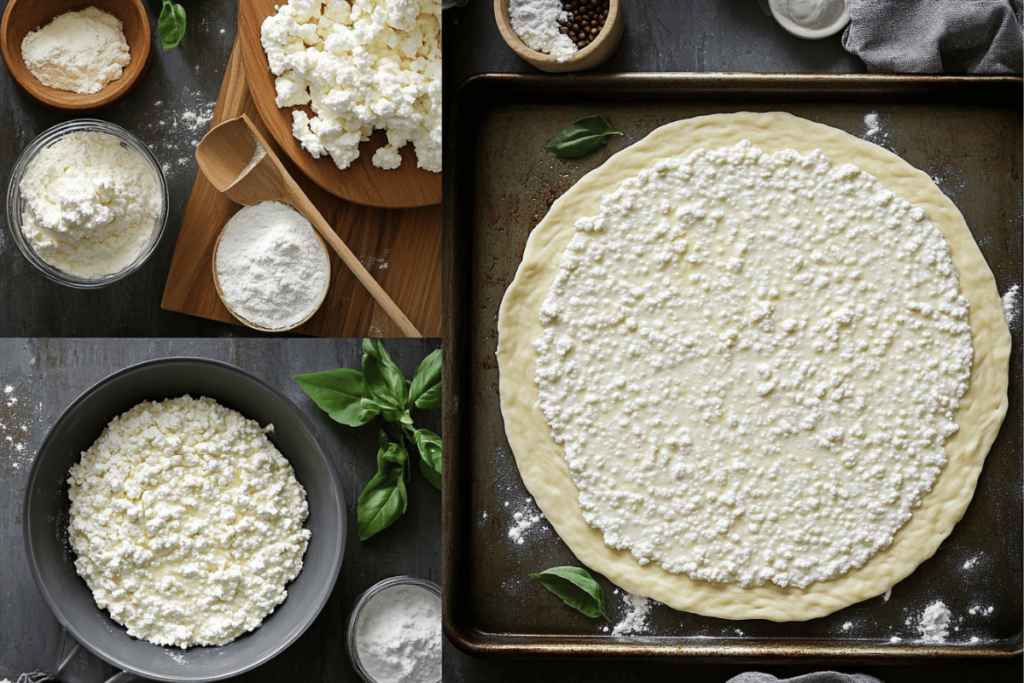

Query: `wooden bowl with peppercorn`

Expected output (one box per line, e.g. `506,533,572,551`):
495,0,623,73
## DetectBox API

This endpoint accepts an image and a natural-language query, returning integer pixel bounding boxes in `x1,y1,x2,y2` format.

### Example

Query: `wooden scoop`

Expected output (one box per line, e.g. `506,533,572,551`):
195,114,422,337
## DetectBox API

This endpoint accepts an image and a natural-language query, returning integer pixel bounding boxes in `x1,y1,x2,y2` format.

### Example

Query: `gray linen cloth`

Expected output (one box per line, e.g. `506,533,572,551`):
842,0,1023,73
729,673,885,683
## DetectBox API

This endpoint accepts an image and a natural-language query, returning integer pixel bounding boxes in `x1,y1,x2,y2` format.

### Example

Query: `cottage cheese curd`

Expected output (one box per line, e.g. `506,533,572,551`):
534,141,973,589
68,396,310,648
19,130,162,278
260,0,441,172
497,112,1010,621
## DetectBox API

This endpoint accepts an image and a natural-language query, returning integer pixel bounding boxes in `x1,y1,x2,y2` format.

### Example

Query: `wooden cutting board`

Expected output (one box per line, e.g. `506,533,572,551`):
238,0,441,208
160,40,441,337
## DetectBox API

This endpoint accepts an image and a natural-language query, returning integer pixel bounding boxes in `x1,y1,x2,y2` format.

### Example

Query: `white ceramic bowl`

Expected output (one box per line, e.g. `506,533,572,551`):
768,0,850,40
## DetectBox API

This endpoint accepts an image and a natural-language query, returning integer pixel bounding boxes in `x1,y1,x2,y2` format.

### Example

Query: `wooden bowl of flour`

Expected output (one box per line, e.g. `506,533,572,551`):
211,204,332,334
0,0,153,111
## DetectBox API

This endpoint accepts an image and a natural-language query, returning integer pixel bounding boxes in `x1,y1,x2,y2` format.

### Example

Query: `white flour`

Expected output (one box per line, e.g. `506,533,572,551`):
508,499,544,544
214,201,330,330
609,590,652,636
21,7,130,94
355,584,441,683
508,0,578,61
20,131,161,278
140,97,216,179
1002,284,1019,325
0,383,37,473
917,601,951,643
863,111,881,137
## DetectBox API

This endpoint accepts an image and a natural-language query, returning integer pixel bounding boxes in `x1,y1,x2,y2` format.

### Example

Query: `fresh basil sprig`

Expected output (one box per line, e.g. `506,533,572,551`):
295,341,442,540
531,566,610,621
544,115,622,159
158,0,187,51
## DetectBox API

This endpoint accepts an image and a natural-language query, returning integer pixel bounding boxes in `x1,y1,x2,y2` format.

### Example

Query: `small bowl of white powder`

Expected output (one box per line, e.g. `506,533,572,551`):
0,0,154,111
495,0,624,73
6,118,168,288
346,576,442,683
212,201,332,332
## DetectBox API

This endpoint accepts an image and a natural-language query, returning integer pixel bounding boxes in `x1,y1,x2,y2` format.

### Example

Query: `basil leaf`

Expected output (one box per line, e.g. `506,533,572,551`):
357,461,408,540
413,428,442,490
158,0,187,51
362,339,408,413
544,115,622,159
409,349,441,409
413,383,441,410
530,566,610,621
376,432,409,470
294,369,379,427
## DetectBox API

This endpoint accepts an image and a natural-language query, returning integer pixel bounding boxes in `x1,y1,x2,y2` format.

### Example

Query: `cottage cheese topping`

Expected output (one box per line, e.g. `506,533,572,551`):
19,131,161,278
260,0,441,172
534,141,973,590
68,396,311,648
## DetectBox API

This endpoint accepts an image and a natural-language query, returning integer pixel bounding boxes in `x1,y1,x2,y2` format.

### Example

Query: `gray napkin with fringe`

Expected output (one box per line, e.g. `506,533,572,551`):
842,0,1023,73
728,673,885,683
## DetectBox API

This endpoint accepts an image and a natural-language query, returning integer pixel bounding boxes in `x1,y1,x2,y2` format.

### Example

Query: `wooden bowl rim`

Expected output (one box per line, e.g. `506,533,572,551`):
211,206,333,334
0,0,153,111
494,0,622,71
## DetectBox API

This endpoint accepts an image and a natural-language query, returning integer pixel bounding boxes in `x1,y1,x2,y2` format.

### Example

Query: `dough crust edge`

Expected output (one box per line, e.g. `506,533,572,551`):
495,111,1011,622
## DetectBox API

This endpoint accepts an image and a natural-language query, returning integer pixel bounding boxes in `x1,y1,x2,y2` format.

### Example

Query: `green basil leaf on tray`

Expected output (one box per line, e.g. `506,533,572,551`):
544,115,622,159
531,566,610,621
414,428,442,491
158,0,187,51
293,368,379,427
358,460,408,541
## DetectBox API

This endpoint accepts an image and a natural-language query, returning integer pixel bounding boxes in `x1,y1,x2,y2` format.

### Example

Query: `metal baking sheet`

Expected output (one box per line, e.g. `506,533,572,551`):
442,73,1022,662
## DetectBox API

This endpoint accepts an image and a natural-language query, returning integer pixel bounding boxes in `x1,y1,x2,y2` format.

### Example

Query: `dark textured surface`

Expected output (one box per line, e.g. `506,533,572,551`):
0,1,245,336
0,338,442,682
442,1,1024,678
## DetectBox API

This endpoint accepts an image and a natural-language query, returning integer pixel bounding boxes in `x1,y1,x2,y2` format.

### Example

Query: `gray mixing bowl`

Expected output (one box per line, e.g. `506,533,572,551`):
23,357,345,682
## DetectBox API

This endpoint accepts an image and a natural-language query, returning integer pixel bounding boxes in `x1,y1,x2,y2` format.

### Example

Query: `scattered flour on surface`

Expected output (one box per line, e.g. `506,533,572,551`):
610,590,652,636
882,588,892,602
968,605,994,616
863,111,881,137
917,601,951,643
963,556,978,570
140,95,216,179
0,382,38,473
842,621,852,631
1002,284,1019,325
889,636,901,643
507,496,545,545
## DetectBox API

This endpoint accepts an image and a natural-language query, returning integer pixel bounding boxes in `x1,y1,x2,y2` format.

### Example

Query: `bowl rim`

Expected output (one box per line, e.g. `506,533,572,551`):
5,117,169,289
0,0,154,111
22,356,346,682
767,0,850,40
345,576,441,683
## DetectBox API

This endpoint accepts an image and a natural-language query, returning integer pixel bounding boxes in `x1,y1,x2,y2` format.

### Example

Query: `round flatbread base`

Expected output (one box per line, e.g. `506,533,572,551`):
496,111,1010,622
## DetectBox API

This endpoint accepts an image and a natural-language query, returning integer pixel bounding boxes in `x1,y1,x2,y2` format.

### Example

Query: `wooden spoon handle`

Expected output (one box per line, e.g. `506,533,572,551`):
284,180,422,338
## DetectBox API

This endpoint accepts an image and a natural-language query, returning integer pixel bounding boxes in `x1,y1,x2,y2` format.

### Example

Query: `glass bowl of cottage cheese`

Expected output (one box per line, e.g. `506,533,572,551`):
6,118,168,288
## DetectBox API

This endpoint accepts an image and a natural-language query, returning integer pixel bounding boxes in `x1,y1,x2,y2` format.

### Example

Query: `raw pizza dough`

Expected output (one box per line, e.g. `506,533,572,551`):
496,111,1010,621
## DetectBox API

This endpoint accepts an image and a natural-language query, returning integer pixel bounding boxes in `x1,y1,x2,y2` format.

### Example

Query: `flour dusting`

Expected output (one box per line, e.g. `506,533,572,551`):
918,601,951,643
609,590,652,636
1002,284,1019,326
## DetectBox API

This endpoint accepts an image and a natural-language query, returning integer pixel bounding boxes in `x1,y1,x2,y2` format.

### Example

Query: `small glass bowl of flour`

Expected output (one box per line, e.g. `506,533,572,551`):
6,119,168,288
346,576,442,683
